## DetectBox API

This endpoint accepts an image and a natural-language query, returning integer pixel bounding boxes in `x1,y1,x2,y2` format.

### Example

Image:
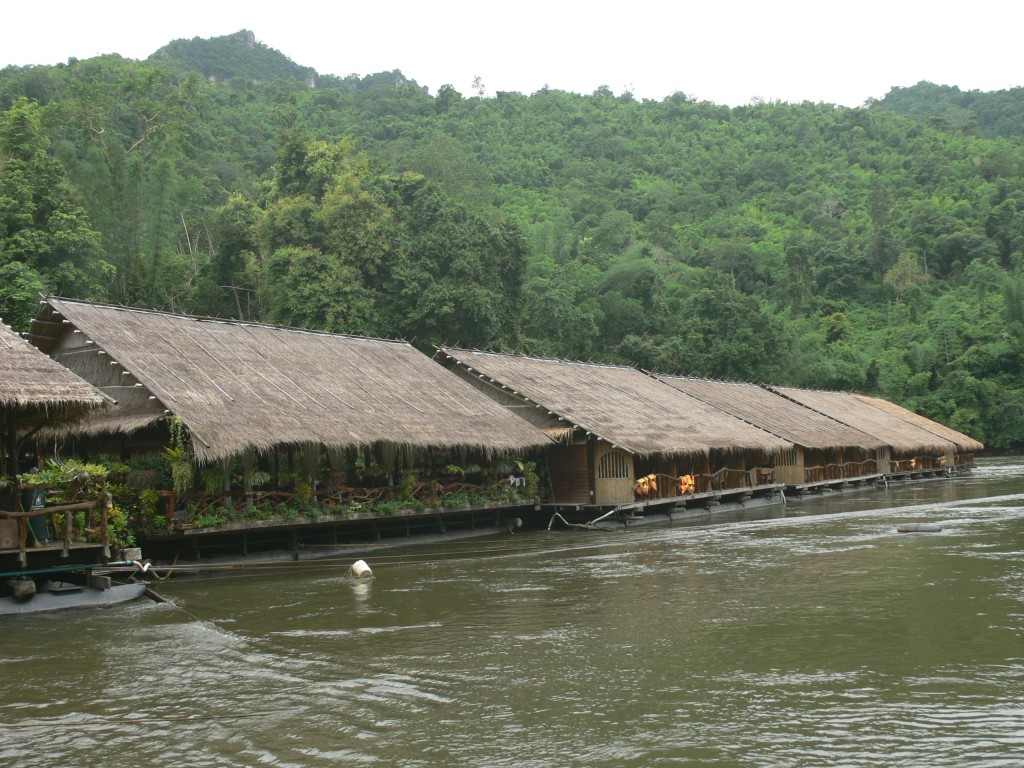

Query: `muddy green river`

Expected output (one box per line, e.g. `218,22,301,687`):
2,458,1023,766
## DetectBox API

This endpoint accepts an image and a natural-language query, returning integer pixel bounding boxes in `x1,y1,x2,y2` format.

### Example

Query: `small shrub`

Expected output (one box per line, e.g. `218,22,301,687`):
373,500,401,517
397,471,417,502
106,503,136,548
294,482,314,508
138,488,163,531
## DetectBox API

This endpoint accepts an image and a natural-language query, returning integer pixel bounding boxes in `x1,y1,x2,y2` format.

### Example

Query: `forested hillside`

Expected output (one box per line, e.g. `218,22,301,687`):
2,31,1024,448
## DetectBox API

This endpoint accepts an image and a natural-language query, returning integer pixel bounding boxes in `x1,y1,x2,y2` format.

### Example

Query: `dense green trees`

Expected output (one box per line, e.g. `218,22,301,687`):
0,97,110,324
3,38,1024,447
198,132,527,348
149,30,317,85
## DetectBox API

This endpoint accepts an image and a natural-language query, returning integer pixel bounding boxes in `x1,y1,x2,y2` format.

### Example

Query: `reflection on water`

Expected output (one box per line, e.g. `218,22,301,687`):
2,458,1024,766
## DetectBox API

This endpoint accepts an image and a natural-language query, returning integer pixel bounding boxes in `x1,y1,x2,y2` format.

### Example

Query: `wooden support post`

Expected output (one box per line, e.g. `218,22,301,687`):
4,410,17,480
63,510,72,557
100,497,110,558
222,457,233,511
17,516,26,565
168,492,176,526
586,435,597,505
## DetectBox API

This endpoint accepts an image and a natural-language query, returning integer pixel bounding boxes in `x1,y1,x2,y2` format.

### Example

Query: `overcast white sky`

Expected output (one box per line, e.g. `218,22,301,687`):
3,1,1021,107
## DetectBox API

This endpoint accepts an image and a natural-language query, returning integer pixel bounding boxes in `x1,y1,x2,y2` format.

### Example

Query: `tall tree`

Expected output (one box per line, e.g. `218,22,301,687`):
0,97,111,318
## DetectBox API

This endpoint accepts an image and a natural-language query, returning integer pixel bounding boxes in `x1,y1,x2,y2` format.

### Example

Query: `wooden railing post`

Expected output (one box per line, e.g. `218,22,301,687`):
63,510,72,557
17,516,26,566
100,493,110,558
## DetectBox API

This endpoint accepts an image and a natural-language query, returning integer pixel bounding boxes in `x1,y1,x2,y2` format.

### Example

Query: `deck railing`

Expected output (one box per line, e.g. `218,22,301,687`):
889,456,949,473
632,467,778,503
0,496,109,563
803,459,880,483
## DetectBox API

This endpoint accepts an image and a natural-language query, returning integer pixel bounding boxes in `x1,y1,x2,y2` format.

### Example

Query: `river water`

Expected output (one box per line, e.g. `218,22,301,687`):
2,458,1023,767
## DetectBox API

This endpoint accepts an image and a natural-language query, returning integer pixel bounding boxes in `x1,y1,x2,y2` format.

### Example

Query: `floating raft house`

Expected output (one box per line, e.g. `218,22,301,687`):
436,347,792,509
766,386,977,473
658,377,889,491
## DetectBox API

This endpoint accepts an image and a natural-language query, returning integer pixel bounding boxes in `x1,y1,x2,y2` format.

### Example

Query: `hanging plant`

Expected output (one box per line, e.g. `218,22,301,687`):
162,416,195,494
201,465,224,495
162,446,194,495
245,470,272,492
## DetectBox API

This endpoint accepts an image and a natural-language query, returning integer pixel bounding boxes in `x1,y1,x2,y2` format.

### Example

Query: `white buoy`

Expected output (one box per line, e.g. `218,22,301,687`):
348,559,373,578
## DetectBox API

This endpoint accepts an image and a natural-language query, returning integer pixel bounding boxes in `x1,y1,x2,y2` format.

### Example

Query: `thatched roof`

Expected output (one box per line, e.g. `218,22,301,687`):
659,377,885,451
0,320,106,413
28,299,551,463
438,348,792,457
768,386,958,454
854,395,984,452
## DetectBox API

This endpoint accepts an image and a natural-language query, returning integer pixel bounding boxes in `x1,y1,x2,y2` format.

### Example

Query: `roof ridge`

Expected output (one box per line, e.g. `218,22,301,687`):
47,297,413,346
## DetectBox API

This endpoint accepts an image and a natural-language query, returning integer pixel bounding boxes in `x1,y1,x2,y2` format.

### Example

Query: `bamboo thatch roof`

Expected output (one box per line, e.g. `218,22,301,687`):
0,320,106,414
768,386,958,454
854,395,984,452
659,377,885,450
28,299,551,463
438,348,793,457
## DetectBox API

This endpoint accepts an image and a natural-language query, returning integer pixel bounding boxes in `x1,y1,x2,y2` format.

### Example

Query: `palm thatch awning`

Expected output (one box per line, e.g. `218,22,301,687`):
853,395,984,452
0,320,107,420
659,377,885,451
768,386,959,454
437,348,793,457
0,319,108,476
28,299,551,463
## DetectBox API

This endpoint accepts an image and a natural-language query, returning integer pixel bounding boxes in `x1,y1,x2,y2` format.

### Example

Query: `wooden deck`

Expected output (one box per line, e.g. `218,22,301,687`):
542,481,786,529
786,464,967,495
0,498,112,570
0,541,115,576
139,499,541,561
611,481,784,513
